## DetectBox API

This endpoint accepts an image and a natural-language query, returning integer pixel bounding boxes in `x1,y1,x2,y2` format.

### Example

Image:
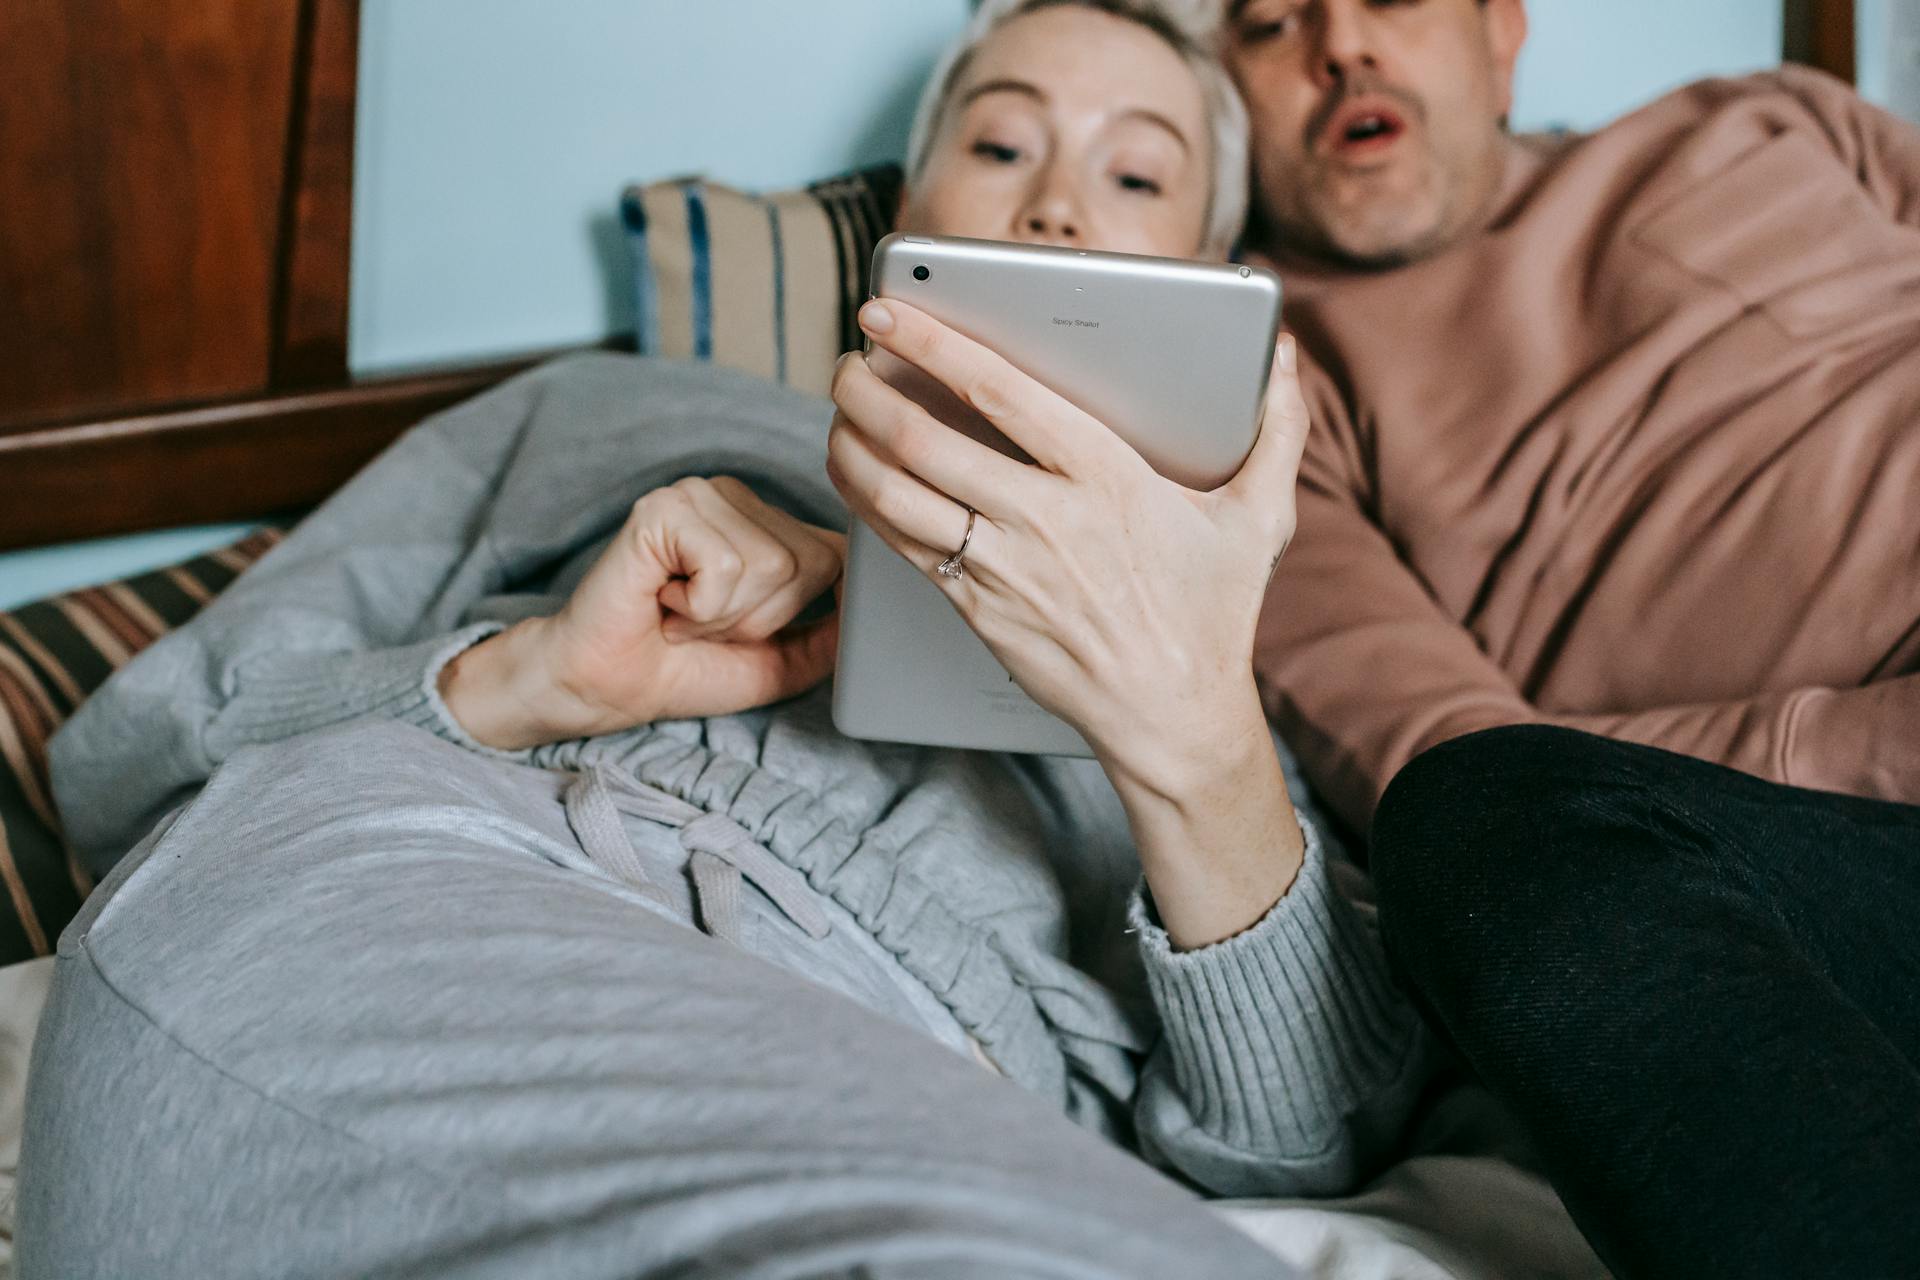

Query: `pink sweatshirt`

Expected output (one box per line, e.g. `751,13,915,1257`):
1253,69,1920,833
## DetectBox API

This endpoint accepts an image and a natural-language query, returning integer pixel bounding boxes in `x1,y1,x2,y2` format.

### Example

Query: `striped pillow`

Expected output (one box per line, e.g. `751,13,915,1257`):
621,163,903,398
0,526,285,963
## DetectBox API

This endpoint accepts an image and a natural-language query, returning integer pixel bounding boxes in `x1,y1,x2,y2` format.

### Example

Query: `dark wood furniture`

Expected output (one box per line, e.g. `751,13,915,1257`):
0,365,532,549
0,0,533,552
1785,0,1857,84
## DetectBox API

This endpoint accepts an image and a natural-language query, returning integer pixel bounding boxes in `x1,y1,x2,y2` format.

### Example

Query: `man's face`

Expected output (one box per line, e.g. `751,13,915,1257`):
1224,0,1527,270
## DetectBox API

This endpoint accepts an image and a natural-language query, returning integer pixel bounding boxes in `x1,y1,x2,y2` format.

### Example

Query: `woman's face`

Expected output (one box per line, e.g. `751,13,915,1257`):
901,7,1214,260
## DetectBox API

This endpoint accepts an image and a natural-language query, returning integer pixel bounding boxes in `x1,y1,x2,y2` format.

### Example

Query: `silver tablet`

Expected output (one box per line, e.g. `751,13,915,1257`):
832,233,1283,756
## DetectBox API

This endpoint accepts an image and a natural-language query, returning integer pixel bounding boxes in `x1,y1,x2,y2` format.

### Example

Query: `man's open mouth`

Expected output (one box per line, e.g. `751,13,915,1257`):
1322,100,1410,157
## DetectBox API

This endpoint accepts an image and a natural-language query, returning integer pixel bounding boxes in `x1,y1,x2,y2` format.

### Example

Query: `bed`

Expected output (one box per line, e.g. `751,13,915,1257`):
0,264,1615,1280
0,948,1606,1279
17,1,1874,1273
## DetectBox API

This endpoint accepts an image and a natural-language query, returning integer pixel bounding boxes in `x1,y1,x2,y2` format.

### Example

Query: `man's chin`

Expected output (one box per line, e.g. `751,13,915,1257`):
1306,198,1453,273
1249,174,1449,273
1321,234,1432,272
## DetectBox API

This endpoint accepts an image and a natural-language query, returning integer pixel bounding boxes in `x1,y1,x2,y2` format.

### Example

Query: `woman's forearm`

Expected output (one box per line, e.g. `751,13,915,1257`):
1102,681,1307,951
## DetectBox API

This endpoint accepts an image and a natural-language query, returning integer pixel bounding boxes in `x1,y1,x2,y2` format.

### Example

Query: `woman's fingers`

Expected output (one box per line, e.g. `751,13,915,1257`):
639,489,748,629
659,614,842,718
721,540,843,643
655,488,780,636
698,478,846,641
827,412,979,570
853,300,1114,479
648,477,846,645
710,476,845,592
828,349,1033,517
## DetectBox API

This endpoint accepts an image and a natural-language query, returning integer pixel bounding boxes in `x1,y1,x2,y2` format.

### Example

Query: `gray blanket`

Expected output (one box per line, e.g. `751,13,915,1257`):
45,354,1431,1204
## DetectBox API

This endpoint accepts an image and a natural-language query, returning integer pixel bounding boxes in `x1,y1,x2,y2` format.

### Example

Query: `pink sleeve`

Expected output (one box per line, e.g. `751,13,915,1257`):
1255,367,1539,833
1258,363,1919,831
1565,679,1920,803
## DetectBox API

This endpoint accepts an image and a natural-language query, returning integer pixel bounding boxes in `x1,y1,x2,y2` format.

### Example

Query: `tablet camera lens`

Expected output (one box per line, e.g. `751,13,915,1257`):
913,265,931,282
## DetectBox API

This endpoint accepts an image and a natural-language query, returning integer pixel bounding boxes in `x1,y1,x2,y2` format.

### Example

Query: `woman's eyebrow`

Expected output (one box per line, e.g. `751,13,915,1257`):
959,78,1047,110
1114,108,1192,156
960,79,1191,155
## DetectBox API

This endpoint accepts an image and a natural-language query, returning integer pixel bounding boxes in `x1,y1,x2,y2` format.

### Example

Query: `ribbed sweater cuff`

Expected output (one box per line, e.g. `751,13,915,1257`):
1129,813,1422,1156
203,624,525,761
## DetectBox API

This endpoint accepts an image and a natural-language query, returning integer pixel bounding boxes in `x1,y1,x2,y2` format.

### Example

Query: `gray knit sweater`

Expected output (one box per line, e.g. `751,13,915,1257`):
49,353,1432,1199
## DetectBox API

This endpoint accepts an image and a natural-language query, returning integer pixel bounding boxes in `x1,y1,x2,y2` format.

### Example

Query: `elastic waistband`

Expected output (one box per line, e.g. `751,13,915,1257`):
539,732,1147,1110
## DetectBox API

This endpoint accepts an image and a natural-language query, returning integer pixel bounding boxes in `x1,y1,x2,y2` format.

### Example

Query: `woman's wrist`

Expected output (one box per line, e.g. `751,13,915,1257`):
437,617,614,750
1095,679,1274,810
1100,685,1307,950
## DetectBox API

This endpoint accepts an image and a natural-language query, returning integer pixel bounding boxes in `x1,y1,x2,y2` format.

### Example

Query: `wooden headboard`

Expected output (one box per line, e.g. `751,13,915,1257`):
0,0,545,552
0,0,1862,555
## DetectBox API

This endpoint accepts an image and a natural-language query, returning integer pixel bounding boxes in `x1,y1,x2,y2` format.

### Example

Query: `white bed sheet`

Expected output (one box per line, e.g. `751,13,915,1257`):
0,956,1607,1279
0,957,53,1279
1217,1080,1610,1279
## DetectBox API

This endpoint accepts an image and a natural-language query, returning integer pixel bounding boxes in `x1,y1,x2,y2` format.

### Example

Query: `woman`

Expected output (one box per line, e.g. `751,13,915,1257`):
21,4,1428,1276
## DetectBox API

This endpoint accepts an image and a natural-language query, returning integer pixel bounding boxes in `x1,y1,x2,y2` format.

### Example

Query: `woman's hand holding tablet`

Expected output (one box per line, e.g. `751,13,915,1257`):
829,298,1312,947
829,297,1308,796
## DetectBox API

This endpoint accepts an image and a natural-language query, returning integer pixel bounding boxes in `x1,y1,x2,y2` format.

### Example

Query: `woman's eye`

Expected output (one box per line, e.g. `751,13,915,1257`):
1238,9,1301,41
972,141,1022,164
1116,173,1163,196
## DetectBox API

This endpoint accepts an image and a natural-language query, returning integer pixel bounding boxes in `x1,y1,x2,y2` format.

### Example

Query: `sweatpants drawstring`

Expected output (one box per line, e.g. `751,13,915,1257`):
562,766,672,908
563,766,831,946
688,850,743,942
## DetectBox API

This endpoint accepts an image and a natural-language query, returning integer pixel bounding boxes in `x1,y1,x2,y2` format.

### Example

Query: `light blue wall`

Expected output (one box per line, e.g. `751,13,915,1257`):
350,0,1787,376
349,0,972,374
1859,0,1891,104
1511,0,1784,131
0,525,257,611
1857,0,1920,122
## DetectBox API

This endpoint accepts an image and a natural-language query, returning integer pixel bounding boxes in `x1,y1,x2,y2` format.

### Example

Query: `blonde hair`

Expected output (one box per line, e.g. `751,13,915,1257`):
903,0,1249,259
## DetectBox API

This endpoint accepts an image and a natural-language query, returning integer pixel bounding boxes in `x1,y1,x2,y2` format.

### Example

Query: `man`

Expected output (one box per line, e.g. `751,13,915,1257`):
1222,0,1920,1275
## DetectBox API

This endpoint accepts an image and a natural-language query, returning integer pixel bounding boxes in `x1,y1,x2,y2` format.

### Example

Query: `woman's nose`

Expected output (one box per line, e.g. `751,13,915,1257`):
1025,211,1081,242
1018,185,1084,245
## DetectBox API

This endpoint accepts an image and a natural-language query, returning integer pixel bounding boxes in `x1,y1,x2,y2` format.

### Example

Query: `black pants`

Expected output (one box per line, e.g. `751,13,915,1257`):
1370,725,1920,1280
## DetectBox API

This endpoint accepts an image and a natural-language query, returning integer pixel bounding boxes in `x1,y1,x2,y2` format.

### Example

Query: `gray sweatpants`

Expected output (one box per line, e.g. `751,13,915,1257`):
17,720,1289,1278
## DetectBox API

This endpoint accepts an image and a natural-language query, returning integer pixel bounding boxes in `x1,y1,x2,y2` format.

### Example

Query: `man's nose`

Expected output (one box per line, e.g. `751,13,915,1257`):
1312,0,1381,88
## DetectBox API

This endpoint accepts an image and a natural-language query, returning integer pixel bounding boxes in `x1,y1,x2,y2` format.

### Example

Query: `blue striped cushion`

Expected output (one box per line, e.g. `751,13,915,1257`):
621,164,903,398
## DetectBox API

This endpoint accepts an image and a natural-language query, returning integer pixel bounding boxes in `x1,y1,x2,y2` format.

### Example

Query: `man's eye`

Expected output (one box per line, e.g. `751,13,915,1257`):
1117,174,1162,196
972,141,1022,163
